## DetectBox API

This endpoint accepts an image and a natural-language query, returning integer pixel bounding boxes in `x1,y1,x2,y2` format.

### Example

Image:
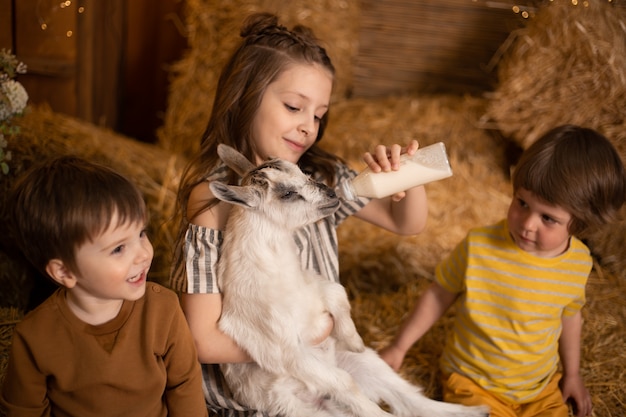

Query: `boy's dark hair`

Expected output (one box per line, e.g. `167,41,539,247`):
11,156,147,276
513,124,626,236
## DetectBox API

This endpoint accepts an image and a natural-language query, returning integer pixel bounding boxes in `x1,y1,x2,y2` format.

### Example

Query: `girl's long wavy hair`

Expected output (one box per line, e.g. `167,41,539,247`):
171,13,341,285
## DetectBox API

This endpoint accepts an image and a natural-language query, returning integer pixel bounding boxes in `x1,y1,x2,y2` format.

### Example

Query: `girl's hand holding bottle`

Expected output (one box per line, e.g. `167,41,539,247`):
364,140,420,173
339,140,452,202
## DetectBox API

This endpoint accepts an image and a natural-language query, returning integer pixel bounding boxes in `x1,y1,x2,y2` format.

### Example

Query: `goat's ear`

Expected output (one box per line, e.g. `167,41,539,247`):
217,144,256,176
209,181,261,209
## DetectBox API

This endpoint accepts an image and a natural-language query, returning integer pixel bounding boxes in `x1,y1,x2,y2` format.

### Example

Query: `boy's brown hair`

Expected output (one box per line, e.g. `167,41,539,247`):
11,156,147,276
512,124,626,236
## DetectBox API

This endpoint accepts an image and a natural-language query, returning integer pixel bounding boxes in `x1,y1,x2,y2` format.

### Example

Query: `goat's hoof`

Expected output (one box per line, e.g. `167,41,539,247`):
347,340,365,352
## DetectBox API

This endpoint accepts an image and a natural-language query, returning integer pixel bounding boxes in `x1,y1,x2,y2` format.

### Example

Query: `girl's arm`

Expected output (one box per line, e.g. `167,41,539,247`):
183,182,252,364
559,310,592,417
353,140,428,235
181,292,252,364
379,281,457,371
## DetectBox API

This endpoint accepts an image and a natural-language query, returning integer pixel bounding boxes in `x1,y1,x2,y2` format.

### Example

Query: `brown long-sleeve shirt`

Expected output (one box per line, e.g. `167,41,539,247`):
1,282,208,417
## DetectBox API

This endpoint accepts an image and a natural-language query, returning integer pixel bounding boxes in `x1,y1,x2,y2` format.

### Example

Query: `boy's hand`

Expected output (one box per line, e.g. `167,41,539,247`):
378,344,405,372
560,373,592,417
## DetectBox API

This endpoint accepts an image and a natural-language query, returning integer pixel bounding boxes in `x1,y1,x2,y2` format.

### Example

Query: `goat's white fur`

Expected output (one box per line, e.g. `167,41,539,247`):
211,144,489,417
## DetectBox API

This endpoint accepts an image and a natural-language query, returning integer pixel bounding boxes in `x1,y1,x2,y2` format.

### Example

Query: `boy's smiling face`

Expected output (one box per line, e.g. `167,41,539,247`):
507,188,572,258
66,213,153,306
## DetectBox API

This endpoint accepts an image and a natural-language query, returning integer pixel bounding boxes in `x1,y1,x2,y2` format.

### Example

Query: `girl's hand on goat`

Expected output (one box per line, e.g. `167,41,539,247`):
312,313,335,346
362,140,420,201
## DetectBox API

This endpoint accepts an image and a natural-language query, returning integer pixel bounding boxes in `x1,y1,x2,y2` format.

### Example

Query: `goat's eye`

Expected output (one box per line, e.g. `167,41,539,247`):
281,190,298,200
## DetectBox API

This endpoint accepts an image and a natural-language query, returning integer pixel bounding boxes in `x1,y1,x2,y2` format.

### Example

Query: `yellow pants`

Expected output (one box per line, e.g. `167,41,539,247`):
442,372,570,417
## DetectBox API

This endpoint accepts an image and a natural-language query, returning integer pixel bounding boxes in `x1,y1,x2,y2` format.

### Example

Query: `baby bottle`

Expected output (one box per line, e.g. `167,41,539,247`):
338,142,453,200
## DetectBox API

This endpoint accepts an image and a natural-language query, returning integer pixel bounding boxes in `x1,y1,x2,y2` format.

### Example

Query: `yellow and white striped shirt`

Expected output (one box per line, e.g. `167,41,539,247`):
436,219,591,403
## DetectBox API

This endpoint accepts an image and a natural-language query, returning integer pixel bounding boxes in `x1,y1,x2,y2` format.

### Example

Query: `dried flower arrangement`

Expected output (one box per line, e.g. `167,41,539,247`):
0,49,28,175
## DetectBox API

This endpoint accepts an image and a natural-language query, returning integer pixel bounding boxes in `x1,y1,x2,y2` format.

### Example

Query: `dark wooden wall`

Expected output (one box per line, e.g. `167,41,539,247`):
120,0,187,143
353,0,534,97
1,0,187,143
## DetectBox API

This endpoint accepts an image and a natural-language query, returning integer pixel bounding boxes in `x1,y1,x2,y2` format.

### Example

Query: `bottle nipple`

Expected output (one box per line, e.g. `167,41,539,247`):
337,180,357,201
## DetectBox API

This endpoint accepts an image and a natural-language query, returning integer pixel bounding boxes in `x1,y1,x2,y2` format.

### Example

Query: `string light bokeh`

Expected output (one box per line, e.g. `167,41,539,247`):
32,0,620,38
36,0,86,38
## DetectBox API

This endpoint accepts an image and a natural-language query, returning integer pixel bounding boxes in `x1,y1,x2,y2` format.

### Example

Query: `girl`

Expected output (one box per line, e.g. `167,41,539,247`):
170,13,429,416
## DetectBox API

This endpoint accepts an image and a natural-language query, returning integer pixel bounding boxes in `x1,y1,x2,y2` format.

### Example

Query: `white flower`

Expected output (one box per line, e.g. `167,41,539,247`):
0,79,29,122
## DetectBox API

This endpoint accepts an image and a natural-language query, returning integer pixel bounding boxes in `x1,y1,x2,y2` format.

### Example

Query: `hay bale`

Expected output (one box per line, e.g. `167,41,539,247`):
0,248,32,309
157,0,360,158
586,207,626,279
0,307,23,391
484,0,626,154
578,266,626,416
1,105,186,299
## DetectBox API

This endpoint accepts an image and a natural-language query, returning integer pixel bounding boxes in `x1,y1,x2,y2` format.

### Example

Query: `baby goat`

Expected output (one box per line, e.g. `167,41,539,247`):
210,144,488,417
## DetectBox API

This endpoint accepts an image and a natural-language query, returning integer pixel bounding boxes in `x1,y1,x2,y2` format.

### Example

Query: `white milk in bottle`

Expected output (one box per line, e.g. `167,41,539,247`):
338,142,453,200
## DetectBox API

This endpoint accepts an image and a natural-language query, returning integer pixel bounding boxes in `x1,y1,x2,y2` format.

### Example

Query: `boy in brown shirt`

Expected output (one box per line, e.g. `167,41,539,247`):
1,156,208,417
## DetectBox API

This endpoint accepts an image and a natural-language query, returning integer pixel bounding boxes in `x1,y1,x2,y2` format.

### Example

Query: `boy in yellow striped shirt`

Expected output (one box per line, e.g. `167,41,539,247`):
380,125,626,417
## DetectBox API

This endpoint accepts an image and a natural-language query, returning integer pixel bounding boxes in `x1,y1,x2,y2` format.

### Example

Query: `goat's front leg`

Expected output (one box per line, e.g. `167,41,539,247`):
316,279,364,353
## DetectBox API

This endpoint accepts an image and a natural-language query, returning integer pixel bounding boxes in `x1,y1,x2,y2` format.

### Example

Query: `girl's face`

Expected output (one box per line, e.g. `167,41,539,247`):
251,63,333,164
507,187,572,258
68,214,153,305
